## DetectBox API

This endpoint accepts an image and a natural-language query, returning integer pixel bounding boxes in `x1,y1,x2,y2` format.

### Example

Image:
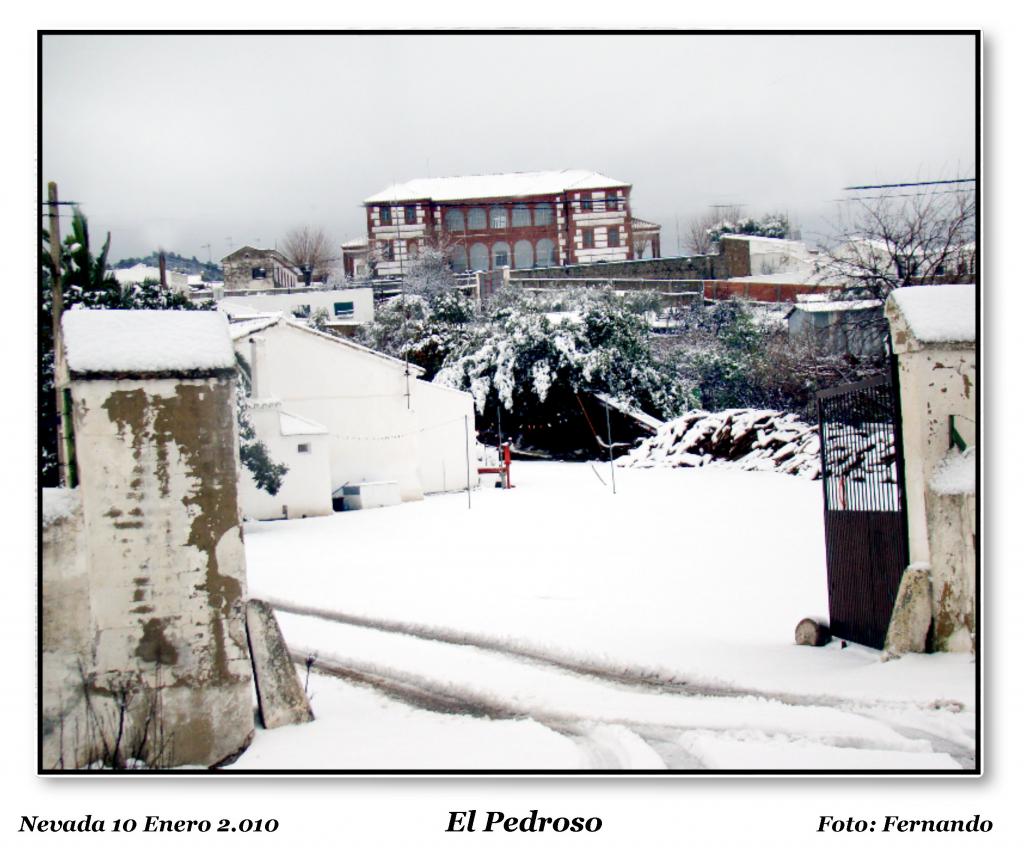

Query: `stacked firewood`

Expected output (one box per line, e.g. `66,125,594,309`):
620,409,823,478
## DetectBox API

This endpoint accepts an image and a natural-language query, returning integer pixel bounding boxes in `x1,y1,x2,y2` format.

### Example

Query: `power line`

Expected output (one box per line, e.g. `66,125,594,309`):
842,178,975,191
829,188,974,202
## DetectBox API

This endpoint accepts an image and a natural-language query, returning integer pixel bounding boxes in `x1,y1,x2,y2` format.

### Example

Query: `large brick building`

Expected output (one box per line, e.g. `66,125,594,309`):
358,169,660,278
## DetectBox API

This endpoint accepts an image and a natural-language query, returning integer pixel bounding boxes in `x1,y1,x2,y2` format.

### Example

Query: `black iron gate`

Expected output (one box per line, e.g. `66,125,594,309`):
816,369,909,649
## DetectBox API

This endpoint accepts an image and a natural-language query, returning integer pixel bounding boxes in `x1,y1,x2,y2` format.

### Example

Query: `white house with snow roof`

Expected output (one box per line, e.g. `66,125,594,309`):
230,316,478,505
363,169,659,277
112,263,190,296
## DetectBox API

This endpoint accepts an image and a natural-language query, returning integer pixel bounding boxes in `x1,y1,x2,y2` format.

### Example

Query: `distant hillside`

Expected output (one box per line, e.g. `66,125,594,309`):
113,251,221,281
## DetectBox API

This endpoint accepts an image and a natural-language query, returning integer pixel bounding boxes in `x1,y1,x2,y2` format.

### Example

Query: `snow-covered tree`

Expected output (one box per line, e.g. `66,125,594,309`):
435,289,691,453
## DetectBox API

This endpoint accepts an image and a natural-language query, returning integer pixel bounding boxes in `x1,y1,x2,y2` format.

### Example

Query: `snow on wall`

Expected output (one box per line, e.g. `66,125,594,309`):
63,309,236,374
42,487,80,527
887,285,976,345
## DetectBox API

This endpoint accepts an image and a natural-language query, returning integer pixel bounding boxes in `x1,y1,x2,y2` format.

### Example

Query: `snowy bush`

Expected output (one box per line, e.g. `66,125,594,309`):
706,211,791,247
434,289,691,454
657,299,887,421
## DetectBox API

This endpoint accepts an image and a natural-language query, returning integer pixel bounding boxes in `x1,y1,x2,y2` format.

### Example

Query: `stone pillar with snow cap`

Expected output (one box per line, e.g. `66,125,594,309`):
53,309,254,767
885,285,976,653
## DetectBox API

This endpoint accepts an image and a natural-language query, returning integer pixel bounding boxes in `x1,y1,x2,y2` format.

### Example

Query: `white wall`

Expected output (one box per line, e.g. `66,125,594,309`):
409,378,480,494
234,322,476,502
239,403,333,521
220,288,374,324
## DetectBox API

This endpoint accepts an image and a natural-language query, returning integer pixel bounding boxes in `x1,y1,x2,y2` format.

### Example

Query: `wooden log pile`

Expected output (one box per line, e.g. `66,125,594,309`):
620,408,823,478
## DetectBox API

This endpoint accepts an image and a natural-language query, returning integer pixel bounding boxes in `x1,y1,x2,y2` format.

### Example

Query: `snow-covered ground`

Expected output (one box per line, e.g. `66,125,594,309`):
233,461,975,771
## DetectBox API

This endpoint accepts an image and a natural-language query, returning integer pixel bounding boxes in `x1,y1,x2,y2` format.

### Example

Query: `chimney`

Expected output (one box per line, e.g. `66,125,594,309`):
250,336,270,399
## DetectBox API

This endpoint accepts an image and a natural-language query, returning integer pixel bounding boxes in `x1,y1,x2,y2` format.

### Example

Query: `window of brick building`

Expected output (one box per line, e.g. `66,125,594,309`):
490,207,508,229
582,228,595,249
407,239,419,260
379,206,392,226
493,242,510,268
580,193,593,211
606,193,619,211
468,208,487,230
512,204,531,227
514,240,534,269
469,243,489,270
534,203,554,226
607,227,620,248
535,238,555,266
382,241,395,261
403,205,417,225
445,209,465,231
251,266,267,280
450,245,468,272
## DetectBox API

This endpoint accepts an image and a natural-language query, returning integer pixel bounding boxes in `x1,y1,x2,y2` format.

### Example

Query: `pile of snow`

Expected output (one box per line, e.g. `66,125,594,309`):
930,447,976,495
620,409,821,477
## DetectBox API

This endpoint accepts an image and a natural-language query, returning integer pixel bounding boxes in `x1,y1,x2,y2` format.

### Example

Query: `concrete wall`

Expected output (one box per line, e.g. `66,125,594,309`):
511,254,717,282
886,288,977,654
43,374,254,767
926,485,976,652
893,346,976,564
41,490,94,769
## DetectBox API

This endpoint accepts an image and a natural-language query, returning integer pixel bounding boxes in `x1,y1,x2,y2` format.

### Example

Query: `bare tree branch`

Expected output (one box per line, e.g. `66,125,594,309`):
281,225,333,283
823,187,976,300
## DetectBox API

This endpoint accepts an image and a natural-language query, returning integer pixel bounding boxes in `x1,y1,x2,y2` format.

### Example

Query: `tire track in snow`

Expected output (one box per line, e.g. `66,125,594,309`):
269,597,977,723
282,613,962,769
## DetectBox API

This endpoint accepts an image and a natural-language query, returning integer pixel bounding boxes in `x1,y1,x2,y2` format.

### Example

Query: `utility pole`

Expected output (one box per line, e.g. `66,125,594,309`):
605,402,617,496
158,249,168,289
201,242,212,265
47,181,71,488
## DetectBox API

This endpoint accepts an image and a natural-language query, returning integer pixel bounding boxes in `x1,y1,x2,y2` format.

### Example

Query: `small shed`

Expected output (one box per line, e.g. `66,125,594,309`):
48,309,254,768
787,298,885,358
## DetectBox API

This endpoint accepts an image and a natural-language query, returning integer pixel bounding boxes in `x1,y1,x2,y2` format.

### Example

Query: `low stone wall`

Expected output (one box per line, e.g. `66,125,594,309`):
510,254,720,281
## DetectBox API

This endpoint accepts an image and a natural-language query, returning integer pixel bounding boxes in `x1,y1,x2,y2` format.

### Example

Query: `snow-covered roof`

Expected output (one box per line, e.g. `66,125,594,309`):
279,410,329,436
364,170,630,204
721,235,814,255
229,315,425,375
341,237,368,249
228,314,282,339
63,309,236,376
886,285,976,345
791,299,883,314
112,264,160,284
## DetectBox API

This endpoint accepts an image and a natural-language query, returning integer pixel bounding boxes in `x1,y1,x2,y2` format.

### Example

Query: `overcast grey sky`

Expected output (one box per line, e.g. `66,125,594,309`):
42,33,976,262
